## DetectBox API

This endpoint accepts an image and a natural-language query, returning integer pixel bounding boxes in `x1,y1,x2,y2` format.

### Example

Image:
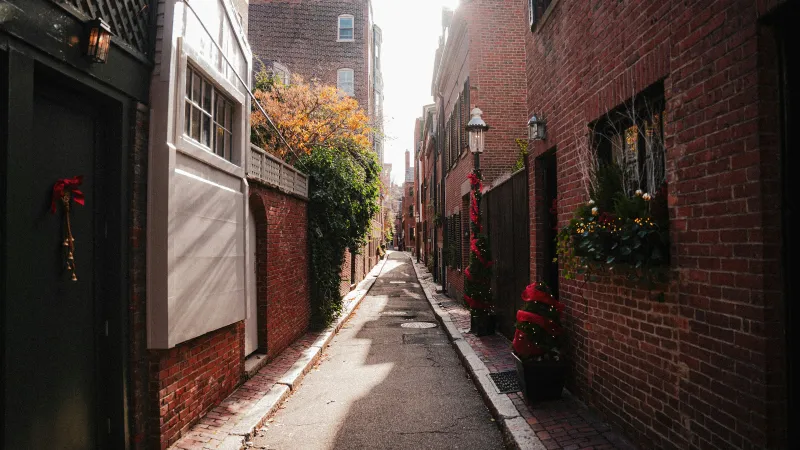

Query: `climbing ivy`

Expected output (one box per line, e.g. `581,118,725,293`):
297,140,381,327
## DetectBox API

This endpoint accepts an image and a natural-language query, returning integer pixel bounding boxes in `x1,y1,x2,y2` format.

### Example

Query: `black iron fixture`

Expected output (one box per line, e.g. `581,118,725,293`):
527,113,547,141
85,17,112,63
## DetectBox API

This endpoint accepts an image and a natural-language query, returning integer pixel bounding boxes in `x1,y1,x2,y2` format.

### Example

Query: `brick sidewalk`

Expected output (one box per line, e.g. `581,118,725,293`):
170,277,376,450
423,273,636,450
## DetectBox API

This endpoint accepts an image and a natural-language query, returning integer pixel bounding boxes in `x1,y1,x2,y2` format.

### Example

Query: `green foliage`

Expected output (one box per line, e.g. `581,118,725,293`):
557,161,670,296
297,140,381,327
511,139,529,172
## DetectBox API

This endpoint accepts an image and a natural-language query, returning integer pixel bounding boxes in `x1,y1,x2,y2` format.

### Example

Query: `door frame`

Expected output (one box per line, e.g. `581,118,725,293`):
1,43,133,448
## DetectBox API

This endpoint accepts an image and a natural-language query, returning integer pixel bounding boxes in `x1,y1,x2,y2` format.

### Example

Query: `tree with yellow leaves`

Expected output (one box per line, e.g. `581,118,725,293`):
251,71,373,159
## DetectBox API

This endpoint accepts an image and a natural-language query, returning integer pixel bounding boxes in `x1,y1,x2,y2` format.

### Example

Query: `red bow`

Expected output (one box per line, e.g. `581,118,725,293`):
51,176,85,213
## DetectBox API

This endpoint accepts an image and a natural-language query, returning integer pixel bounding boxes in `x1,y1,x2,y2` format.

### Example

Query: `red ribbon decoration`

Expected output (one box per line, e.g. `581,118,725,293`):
512,328,544,357
520,284,565,312
516,309,563,336
51,176,85,213
464,294,492,310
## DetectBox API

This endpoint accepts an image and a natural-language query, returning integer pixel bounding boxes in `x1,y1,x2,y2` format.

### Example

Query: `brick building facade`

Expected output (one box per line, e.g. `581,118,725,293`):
401,150,416,253
524,0,794,448
432,1,529,301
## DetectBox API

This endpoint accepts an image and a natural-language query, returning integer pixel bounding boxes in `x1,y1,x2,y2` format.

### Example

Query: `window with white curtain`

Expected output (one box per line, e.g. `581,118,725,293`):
337,68,354,96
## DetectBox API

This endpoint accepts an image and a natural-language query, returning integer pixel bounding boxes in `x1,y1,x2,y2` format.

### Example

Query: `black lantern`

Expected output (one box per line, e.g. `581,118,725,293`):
466,107,489,154
527,113,547,141
86,17,112,63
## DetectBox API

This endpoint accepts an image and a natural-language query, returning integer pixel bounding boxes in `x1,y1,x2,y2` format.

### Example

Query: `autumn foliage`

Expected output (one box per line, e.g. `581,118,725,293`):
251,72,372,159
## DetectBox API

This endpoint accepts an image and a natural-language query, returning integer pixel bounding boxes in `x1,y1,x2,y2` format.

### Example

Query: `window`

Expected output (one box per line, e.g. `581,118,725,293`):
337,68,355,96
593,83,666,196
408,187,414,196
184,66,234,161
338,15,354,41
529,0,553,30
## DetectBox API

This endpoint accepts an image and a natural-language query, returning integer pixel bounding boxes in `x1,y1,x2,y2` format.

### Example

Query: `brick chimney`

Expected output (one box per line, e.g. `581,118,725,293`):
405,150,410,172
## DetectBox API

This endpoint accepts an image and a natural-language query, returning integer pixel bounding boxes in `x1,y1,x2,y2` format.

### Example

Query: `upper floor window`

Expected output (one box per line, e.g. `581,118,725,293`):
529,0,553,31
337,68,355,96
338,15,354,41
184,66,234,161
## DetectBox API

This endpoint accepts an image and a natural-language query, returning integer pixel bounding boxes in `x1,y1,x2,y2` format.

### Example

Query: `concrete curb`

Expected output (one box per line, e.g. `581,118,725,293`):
410,258,545,450
222,255,390,448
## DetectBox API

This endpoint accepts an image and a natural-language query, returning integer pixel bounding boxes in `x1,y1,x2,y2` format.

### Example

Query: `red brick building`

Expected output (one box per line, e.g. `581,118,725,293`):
249,0,384,161
432,1,529,301
416,105,438,268
524,0,794,448
401,150,416,253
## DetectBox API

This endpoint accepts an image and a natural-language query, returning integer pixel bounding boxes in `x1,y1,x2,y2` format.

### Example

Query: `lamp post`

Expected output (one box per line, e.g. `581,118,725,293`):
466,108,489,170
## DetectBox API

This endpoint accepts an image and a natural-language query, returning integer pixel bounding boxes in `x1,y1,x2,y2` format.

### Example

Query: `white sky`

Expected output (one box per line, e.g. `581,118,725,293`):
373,0,460,185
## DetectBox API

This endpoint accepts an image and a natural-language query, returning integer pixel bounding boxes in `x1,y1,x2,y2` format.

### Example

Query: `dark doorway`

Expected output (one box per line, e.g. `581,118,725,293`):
539,151,559,297
3,62,122,449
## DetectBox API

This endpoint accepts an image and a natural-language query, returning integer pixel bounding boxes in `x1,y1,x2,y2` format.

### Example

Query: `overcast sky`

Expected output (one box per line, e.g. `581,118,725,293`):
373,0,459,185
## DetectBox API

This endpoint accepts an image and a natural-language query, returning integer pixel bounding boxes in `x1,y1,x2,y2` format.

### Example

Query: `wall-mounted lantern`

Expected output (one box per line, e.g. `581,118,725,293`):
85,17,112,64
527,113,547,141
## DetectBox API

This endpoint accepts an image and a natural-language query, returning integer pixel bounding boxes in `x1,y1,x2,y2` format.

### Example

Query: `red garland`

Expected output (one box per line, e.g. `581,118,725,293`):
51,176,85,213
464,294,491,310
512,329,544,357
520,284,565,312
516,309,563,336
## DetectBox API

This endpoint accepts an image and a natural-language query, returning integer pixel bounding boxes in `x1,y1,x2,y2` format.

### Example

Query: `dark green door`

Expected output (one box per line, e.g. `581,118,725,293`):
3,65,113,449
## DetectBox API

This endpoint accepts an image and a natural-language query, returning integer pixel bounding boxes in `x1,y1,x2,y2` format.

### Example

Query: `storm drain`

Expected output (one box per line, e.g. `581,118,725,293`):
400,322,438,329
488,371,521,394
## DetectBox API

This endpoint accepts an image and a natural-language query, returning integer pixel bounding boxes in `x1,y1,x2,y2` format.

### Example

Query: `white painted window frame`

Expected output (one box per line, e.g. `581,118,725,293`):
338,14,355,42
175,38,247,178
337,68,355,96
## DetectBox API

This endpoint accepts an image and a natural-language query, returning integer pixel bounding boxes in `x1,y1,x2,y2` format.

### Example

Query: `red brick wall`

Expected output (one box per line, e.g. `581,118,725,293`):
524,0,788,448
249,184,311,359
148,322,244,449
436,0,528,300
249,0,372,113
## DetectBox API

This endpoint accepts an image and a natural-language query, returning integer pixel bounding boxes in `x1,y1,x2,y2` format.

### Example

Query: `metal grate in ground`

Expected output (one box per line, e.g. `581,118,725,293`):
488,370,521,394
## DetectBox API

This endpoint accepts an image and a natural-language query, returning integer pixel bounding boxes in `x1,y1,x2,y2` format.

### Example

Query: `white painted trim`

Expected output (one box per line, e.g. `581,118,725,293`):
337,14,355,42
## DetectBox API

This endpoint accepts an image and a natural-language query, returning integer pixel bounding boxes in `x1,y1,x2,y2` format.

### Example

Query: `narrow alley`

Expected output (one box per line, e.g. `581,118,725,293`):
251,251,505,449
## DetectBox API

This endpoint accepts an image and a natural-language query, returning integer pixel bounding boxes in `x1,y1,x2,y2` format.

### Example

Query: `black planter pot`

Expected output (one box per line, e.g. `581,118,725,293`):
512,352,566,403
469,312,495,336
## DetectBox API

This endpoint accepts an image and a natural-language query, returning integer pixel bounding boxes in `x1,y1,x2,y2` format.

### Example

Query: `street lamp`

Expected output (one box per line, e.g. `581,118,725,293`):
466,107,489,169
527,113,547,141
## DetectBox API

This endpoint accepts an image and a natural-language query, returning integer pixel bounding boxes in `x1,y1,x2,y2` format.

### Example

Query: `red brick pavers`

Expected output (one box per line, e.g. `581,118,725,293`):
169,288,371,450
430,293,636,450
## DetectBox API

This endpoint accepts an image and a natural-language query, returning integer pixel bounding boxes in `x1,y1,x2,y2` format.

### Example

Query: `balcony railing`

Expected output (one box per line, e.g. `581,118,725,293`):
247,144,309,199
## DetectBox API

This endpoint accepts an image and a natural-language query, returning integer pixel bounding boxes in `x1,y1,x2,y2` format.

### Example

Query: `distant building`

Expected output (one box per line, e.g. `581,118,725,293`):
249,0,384,162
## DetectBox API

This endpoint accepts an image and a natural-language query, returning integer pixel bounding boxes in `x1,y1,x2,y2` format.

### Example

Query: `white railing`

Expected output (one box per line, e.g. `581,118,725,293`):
247,144,309,199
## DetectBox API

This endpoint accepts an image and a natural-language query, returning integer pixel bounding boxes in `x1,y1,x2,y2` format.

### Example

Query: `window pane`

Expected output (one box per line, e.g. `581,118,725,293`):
215,96,225,126
186,68,192,98
203,81,212,111
214,125,223,155
225,101,232,129
185,102,191,135
340,28,353,40
226,131,233,161
191,107,201,141
202,113,211,146
192,73,201,102
340,17,353,28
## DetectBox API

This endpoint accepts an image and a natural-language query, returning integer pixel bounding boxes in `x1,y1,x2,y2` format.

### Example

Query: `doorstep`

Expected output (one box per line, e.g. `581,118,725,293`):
169,256,388,450
410,259,637,450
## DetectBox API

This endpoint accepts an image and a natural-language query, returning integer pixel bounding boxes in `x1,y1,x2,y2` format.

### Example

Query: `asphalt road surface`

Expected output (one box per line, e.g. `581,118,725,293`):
251,251,505,450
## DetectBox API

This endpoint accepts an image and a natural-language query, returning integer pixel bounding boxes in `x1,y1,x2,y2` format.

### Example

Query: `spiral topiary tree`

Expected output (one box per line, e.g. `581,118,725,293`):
512,282,565,361
463,170,494,322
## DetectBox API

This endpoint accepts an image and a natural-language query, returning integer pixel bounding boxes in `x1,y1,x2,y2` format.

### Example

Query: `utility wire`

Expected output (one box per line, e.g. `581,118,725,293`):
183,0,301,162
